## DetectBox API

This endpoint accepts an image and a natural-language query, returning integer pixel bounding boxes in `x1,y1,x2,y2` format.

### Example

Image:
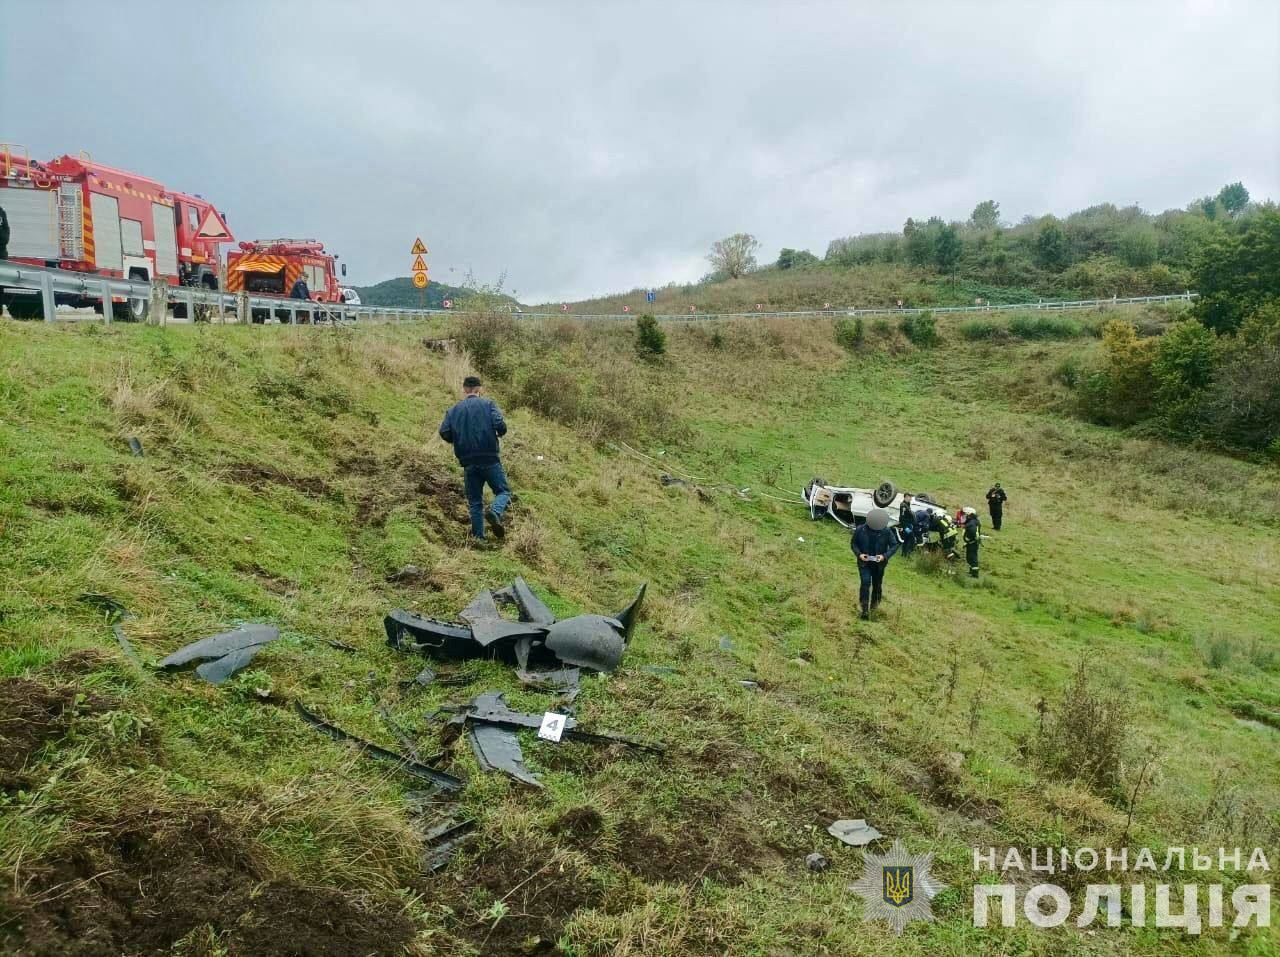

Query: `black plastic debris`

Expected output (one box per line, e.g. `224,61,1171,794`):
78,593,142,667
420,816,477,871
469,720,542,788
296,703,463,791
127,436,143,457
157,624,279,685
386,577,645,674
806,852,829,872
323,638,358,654
443,690,663,788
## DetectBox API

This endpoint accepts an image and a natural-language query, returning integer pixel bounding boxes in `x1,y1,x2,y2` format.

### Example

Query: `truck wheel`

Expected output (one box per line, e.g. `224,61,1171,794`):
113,297,149,322
114,271,150,322
873,481,897,508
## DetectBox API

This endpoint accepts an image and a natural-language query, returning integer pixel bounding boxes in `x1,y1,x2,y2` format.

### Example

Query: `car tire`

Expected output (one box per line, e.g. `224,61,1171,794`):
873,481,897,508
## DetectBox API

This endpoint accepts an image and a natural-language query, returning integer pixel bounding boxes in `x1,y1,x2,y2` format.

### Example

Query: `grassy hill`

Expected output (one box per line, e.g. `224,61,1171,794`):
546,186,1265,316
353,276,488,309
1,309,1277,954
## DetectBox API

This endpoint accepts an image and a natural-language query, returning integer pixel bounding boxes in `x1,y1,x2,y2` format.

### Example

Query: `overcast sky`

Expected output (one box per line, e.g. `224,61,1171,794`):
3,0,1277,302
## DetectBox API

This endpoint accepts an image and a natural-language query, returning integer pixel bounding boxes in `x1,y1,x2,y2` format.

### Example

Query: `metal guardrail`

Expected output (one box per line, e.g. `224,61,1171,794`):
1,260,1197,325
517,292,1198,322
0,261,434,324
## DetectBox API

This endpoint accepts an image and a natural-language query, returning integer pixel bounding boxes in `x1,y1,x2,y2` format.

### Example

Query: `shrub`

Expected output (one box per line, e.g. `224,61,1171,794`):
899,311,939,347
1007,315,1084,339
634,314,666,359
871,318,892,339
1051,355,1082,388
455,312,519,378
1033,657,1133,796
1149,319,1220,437
958,319,1005,341
834,317,864,351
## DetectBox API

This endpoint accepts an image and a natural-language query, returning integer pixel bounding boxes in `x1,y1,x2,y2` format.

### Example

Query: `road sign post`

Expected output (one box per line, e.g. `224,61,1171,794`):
410,237,429,309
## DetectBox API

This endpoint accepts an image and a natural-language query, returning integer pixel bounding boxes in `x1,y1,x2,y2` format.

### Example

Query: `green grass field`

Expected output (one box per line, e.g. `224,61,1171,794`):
0,311,1276,955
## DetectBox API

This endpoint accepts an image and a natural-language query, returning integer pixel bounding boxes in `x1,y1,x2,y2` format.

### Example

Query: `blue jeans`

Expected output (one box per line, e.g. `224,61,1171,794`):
463,462,511,538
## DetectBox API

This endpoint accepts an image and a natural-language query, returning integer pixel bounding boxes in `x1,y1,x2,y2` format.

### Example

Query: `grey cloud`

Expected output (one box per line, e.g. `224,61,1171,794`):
2,0,1276,302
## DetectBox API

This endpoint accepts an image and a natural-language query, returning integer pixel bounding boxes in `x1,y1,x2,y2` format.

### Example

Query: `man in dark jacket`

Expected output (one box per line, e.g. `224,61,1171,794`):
0,205,9,311
852,507,899,620
439,375,510,540
963,507,981,577
985,483,1007,530
898,494,915,557
289,274,310,299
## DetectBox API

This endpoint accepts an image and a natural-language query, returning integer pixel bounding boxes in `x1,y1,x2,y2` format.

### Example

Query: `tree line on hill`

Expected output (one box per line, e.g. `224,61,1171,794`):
708,182,1259,301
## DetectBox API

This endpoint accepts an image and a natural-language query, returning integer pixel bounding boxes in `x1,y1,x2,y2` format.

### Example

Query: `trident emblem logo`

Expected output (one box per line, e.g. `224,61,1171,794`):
883,865,913,907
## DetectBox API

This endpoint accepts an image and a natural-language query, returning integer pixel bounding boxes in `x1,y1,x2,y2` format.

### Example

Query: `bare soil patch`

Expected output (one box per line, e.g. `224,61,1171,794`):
0,806,415,957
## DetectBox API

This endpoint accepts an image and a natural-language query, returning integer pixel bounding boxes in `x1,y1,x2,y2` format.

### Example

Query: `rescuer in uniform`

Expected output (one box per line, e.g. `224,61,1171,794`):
852,507,899,620
985,483,1007,530
897,493,916,557
0,204,9,313
438,375,511,541
963,506,982,577
289,273,310,300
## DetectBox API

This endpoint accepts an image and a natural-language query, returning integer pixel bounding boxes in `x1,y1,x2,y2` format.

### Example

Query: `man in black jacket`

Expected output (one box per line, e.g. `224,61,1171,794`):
852,507,899,620
963,507,982,577
985,483,1007,530
898,494,916,557
0,205,9,312
439,375,511,540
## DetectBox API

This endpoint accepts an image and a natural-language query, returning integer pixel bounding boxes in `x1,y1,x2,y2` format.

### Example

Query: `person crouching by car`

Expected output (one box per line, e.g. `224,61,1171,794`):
852,507,899,620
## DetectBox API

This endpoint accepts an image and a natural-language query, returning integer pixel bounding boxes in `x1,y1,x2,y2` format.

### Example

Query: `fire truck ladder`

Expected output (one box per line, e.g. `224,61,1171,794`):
58,184,84,261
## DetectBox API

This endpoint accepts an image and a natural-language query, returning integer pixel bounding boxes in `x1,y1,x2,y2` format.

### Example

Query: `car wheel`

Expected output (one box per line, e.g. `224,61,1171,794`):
873,481,897,508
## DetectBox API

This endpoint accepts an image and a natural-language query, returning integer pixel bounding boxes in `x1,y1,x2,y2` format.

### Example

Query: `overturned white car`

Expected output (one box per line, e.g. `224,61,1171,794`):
803,478,949,530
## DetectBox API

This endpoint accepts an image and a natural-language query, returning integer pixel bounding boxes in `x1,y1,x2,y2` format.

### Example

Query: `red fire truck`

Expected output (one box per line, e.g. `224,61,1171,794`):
225,238,348,323
0,146,234,320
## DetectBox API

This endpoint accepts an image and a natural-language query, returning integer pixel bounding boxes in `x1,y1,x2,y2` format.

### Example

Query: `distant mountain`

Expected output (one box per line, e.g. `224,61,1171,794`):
352,277,517,310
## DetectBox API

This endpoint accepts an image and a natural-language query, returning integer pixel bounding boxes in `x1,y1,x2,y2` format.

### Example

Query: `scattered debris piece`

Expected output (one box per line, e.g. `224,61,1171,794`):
157,624,279,685
78,593,142,667
738,680,760,690
408,666,437,688
323,638,359,654
660,473,689,487
421,337,457,352
827,819,883,847
442,691,663,787
295,703,463,791
388,564,424,583
806,852,830,872
469,720,542,787
386,577,646,674
419,815,477,871
718,635,736,652
127,436,143,457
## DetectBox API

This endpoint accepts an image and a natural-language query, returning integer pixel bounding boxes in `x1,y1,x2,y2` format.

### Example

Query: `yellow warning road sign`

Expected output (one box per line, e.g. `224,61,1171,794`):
412,254,427,272
410,238,428,255
412,272,428,289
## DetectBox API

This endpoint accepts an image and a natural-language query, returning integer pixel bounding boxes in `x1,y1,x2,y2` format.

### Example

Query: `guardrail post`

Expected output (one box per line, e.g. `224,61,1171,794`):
184,288,196,323
100,279,113,325
148,279,167,326
39,270,56,322
236,291,249,324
